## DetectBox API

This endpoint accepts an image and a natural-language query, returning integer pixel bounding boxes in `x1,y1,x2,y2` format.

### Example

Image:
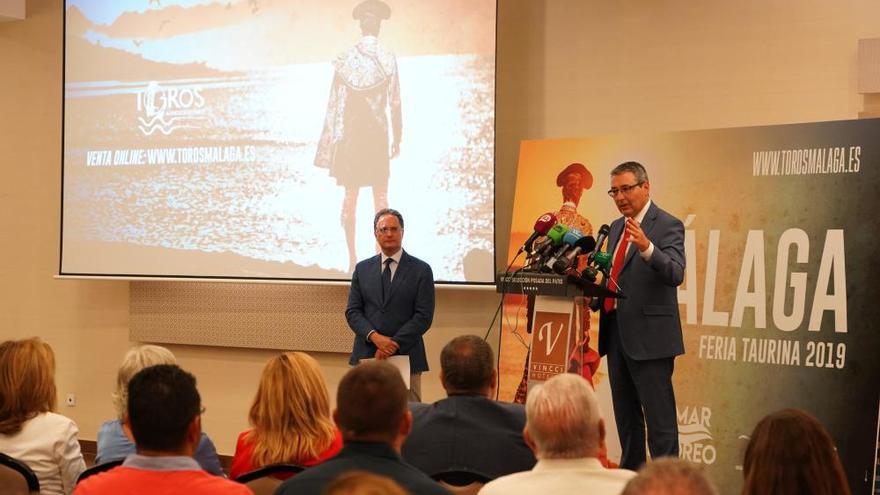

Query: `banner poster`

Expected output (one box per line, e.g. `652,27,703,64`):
499,118,880,493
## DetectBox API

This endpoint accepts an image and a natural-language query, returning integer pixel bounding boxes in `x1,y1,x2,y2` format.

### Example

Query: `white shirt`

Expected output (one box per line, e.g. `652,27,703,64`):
606,200,655,311
366,249,403,342
0,412,86,495
380,249,403,281
479,457,636,495
612,198,655,262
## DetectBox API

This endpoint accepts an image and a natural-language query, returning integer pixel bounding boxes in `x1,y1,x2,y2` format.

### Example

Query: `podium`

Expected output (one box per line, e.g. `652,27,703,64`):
495,271,621,391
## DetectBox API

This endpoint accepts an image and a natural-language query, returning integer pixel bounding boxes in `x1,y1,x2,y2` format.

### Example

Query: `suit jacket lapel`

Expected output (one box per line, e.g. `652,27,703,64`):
365,255,384,306
608,219,625,258
620,202,659,272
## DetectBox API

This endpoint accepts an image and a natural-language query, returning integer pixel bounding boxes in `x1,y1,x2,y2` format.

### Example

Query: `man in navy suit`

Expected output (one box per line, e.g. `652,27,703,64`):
275,361,450,495
346,208,435,401
402,335,536,480
599,161,685,470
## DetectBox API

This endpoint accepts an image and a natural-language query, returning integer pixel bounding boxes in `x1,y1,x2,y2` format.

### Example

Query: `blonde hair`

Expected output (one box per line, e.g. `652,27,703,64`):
324,471,409,495
525,373,601,459
623,457,718,495
0,338,58,434
247,352,337,467
112,345,176,418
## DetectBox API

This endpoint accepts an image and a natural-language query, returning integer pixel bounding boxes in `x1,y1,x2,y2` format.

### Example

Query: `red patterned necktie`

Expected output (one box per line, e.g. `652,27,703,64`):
604,227,630,313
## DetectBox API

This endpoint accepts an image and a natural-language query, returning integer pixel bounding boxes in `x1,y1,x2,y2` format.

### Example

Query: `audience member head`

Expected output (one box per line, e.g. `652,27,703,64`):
335,361,410,449
0,337,57,435
622,457,718,495
126,364,202,455
741,408,850,495
112,344,176,419
323,470,409,495
524,372,603,459
247,351,337,466
439,335,496,396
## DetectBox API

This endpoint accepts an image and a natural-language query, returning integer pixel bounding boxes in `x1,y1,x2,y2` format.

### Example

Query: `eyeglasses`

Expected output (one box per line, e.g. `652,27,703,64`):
376,227,402,234
607,182,643,197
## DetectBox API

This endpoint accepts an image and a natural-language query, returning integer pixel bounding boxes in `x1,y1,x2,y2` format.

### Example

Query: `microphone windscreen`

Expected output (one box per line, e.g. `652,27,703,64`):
575,235,597,253
595,224,610,248
534,213,558,235
594,251,613,271
546,224,570,245
561,229,583,246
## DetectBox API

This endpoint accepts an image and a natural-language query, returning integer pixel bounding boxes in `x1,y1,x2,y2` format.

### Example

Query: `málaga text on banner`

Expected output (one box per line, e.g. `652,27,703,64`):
678,225,846,334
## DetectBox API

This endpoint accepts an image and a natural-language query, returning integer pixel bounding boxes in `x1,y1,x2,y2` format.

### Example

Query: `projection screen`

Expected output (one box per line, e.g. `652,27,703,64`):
61,0,496,283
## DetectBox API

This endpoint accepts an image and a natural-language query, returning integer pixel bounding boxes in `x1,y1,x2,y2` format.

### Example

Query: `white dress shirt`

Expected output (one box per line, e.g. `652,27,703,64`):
479,457,636,495
366,249,403,343
380,249,403,281
612,199,655,262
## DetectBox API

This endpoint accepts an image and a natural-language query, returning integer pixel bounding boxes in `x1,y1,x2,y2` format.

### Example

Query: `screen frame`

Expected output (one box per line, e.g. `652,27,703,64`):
58,0,498,286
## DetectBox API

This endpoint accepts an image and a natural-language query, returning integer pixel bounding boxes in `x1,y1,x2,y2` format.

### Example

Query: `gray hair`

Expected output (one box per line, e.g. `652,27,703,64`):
373,208,404,230
611,161,649,184
112,344,176,418
525,373,601,459
622,457,719,495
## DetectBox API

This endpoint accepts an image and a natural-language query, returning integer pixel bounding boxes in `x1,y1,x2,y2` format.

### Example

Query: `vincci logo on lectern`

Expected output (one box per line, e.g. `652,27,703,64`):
528,311,571,382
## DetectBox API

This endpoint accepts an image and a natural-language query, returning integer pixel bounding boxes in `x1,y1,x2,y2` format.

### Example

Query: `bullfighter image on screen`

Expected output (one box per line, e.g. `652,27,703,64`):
315,0,402,272
61,0,496,282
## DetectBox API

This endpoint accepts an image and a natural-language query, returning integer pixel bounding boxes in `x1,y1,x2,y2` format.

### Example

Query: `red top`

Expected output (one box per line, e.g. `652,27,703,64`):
74,467,252,495
229,428,343,480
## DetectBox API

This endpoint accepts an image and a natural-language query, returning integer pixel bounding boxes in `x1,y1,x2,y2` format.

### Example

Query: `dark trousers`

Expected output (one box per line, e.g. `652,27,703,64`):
605,312,679,470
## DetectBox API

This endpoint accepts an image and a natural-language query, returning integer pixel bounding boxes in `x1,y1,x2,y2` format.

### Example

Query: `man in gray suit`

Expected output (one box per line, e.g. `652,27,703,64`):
599,161,685,470
346,208,435,400
402,335,536,480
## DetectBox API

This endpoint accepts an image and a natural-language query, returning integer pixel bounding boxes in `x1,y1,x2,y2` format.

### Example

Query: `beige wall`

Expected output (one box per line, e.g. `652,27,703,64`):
1,0,878,454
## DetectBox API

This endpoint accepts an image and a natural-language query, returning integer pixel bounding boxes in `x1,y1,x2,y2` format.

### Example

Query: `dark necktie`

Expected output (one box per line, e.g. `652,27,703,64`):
382,258,393,303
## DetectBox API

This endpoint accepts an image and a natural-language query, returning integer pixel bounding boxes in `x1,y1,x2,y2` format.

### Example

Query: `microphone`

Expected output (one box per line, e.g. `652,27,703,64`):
544,229,583,272
587,224,610,264
599,249,624,301
531,224,569,268
582,265,599,282
552,234,597,274
592,251,613,274
518,212,558,254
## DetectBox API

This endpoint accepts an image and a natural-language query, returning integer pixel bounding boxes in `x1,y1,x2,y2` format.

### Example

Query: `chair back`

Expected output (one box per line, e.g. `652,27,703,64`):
432,470,491,495
436,480,484,495
242,475,284,495
0,452,39,495
234,463,306,495
76,458,125,484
